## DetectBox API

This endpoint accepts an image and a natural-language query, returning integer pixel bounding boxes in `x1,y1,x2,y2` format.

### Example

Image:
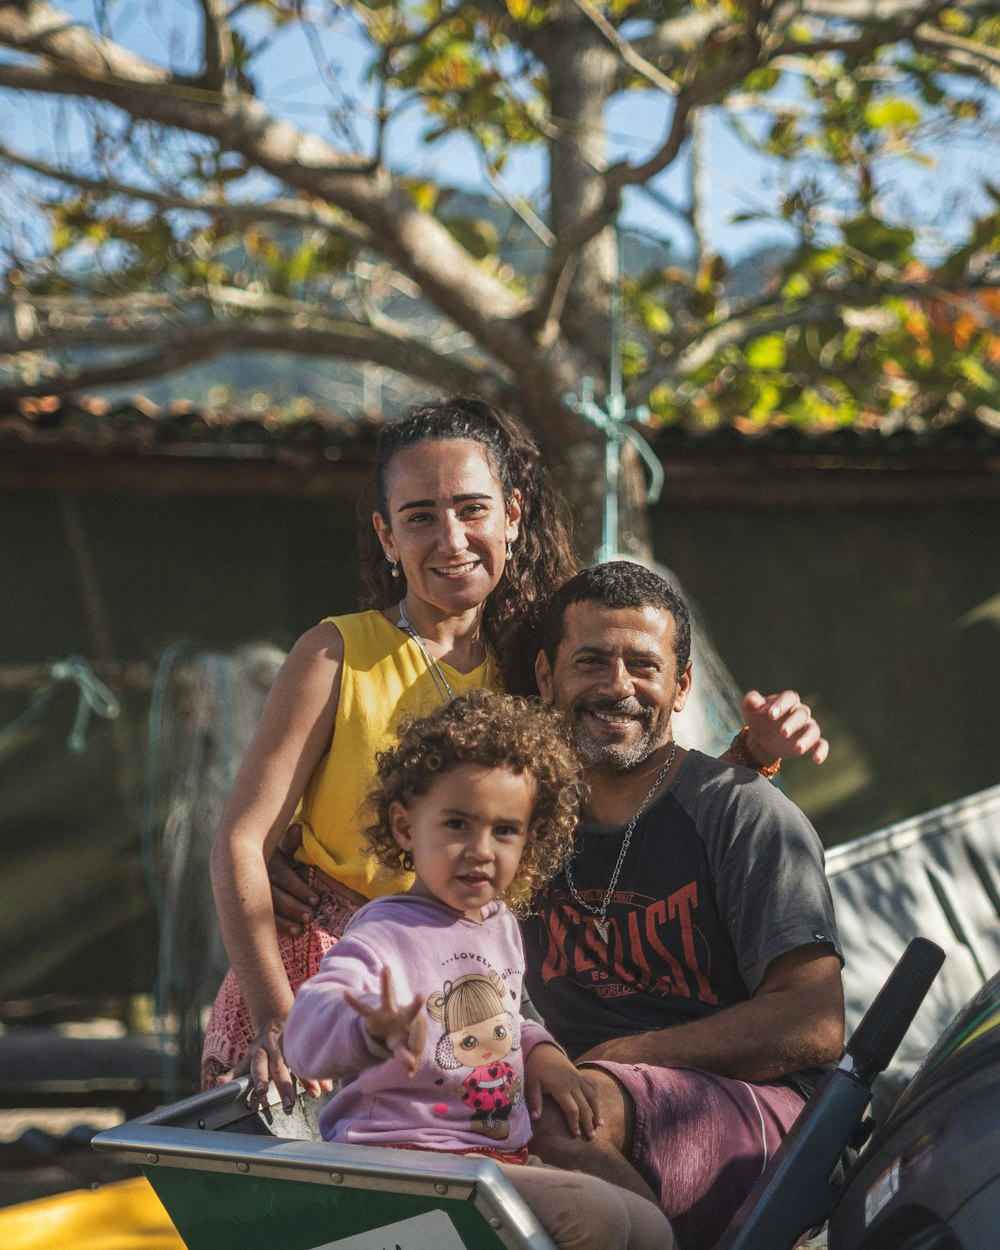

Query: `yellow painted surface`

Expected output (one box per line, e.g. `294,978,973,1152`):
0,1177,184,1250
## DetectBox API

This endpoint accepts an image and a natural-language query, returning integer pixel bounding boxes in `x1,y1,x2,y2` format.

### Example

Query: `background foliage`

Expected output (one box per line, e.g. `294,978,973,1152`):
1,0,998,550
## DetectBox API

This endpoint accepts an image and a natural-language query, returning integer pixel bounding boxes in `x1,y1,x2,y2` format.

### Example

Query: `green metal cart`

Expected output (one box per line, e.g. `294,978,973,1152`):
93,1078,558,1250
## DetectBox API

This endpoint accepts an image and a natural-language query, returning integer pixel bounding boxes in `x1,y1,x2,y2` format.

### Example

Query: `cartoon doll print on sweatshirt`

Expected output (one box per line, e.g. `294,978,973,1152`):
427,968,523,1140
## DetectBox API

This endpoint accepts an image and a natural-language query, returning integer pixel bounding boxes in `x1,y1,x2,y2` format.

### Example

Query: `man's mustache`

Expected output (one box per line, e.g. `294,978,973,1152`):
574,696,650,719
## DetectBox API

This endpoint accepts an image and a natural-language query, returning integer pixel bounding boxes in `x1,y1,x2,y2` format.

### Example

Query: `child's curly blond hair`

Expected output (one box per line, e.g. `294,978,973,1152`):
363,690,584,915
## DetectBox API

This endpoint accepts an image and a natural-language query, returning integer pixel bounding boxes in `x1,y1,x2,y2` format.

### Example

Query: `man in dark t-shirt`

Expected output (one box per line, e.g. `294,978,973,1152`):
523,562,844,1250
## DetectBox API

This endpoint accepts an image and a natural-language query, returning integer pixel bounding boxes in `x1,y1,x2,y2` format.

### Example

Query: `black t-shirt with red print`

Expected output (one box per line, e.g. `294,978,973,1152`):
522,750,842,1091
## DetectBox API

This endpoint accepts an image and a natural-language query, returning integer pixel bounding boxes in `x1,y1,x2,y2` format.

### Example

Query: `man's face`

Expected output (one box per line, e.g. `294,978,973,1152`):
535,601,692,771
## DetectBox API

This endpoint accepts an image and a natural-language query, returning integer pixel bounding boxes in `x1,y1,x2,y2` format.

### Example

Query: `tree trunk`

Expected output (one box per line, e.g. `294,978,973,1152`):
525,7,653,563
537,12,620,361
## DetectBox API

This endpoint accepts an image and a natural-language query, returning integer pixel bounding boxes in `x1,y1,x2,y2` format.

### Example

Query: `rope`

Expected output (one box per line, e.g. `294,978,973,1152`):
564,229,664,563
0,655,121,755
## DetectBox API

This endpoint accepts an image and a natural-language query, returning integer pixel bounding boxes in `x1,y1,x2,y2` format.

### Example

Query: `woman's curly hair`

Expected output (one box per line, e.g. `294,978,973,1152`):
363,690,584,915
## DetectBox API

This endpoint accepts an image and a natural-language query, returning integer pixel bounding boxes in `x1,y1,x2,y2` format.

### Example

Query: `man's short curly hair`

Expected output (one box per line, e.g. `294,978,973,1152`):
364,690,584,915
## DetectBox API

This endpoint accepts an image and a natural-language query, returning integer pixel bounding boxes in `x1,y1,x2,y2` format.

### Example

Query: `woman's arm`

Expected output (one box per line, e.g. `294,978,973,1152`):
208,620,344,1108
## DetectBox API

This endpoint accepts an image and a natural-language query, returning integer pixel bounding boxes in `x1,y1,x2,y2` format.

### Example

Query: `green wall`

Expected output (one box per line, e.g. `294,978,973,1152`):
0,492,360,1000
656,498,1000,844
1,486,997,1000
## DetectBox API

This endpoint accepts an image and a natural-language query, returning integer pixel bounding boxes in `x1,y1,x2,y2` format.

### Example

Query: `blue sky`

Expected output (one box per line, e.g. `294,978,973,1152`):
7,0,998,266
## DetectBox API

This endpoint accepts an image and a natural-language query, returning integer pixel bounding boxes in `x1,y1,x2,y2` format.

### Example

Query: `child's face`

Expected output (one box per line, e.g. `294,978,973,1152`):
389,764,535,919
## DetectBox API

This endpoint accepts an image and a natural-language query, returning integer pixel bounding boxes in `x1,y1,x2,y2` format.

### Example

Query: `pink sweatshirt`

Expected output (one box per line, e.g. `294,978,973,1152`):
283,894,560,1152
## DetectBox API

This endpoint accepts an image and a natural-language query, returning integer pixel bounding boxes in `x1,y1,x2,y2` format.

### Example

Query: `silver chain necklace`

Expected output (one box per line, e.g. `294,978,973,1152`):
396,601,490,704
565,742,677,943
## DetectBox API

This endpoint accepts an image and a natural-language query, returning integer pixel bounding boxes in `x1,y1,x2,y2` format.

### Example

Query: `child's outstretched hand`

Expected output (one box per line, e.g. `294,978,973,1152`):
345,966,427,1077
523,1042,603,1139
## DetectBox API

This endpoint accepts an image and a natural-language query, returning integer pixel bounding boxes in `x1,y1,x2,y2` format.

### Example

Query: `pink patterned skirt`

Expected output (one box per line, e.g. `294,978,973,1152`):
200,872,360,1089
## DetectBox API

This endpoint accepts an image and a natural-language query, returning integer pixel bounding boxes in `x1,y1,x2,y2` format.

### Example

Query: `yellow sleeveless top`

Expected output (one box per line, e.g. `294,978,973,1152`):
296,610,499,899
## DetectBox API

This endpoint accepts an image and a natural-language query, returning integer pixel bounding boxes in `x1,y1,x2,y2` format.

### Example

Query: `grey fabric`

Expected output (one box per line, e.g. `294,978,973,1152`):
827,781,1000,1086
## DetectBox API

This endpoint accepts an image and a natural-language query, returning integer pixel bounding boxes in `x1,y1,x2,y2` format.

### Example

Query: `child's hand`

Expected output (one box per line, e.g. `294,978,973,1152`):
523,1042,603,1139
345,966,427,1077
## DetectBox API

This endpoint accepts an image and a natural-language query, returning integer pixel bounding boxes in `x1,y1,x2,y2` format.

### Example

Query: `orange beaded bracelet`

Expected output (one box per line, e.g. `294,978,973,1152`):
730,725,782,778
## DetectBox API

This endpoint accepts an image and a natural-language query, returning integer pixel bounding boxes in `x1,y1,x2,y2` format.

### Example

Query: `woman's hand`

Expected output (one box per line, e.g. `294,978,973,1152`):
219,1015,333,1112
345,966,426,1077
523,1042,603,1139
233,1015,297,1113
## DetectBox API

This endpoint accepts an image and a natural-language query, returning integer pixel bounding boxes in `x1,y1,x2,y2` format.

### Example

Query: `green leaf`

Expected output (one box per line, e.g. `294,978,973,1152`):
748,380,783,421
404,180,441,213
743,66,781,93
959,357,995,390
287,242,316,285
441,216,499,260
864,99,921,130
745,334,787,370
641,301,673,334
781,273,811,299
842,214,917,265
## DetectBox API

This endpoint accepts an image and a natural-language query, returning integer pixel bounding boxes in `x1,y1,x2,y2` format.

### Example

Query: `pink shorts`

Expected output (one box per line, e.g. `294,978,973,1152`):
583,1061,805,1250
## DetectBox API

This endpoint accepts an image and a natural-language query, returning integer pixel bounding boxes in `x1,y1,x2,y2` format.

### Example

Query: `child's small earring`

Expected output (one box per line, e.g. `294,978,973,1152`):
399,849,414,871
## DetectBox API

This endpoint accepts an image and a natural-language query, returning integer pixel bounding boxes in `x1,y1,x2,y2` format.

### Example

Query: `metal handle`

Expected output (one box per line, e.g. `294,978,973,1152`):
847,937,946,1083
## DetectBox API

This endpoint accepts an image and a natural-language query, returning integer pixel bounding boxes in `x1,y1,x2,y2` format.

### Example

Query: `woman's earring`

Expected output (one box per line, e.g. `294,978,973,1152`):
388,554,400,579
505,541,513,562
399,850,414,872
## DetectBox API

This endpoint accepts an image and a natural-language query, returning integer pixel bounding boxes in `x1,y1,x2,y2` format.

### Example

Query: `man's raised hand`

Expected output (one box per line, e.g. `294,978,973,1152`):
743,690,829,767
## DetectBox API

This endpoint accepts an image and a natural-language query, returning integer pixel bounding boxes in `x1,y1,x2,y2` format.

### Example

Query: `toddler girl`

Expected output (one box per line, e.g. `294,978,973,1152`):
283,690,674,1250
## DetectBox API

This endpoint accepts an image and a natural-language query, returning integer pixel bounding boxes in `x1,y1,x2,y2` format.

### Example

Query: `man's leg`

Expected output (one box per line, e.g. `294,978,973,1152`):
587,1062,805,1249
529,1068,659,1204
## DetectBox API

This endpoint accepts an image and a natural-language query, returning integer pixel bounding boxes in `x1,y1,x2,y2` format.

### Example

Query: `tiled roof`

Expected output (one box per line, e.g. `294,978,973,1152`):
0,395,382,466
649,413,1000,461
3,395,1000,462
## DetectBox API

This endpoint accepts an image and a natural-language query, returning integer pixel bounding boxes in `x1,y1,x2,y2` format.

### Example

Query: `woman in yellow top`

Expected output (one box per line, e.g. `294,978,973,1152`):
205,395,828,1108
205,397,575,1101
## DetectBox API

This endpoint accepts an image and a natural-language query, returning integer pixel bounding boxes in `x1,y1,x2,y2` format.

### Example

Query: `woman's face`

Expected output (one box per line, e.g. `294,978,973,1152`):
373,439,520,621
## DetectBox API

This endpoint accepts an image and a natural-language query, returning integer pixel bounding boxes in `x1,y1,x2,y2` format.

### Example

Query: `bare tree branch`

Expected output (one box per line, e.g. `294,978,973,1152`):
770,0,952,63
197,0,235,96
800,0,991,21
650,276,1000,381
568,0,678,95
0,316,505,402
633,0,991,75
533,0,980,327
2,283,376,325
0,142,375,243
0,1,533,374
912,23,1000,88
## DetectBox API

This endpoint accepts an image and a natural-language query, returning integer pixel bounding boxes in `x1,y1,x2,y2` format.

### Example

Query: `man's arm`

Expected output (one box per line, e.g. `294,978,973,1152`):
574,945,845,1083
268,824,319,937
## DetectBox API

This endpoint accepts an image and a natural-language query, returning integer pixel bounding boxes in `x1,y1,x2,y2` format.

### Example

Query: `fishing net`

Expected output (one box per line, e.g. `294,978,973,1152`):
141,643,284,1095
